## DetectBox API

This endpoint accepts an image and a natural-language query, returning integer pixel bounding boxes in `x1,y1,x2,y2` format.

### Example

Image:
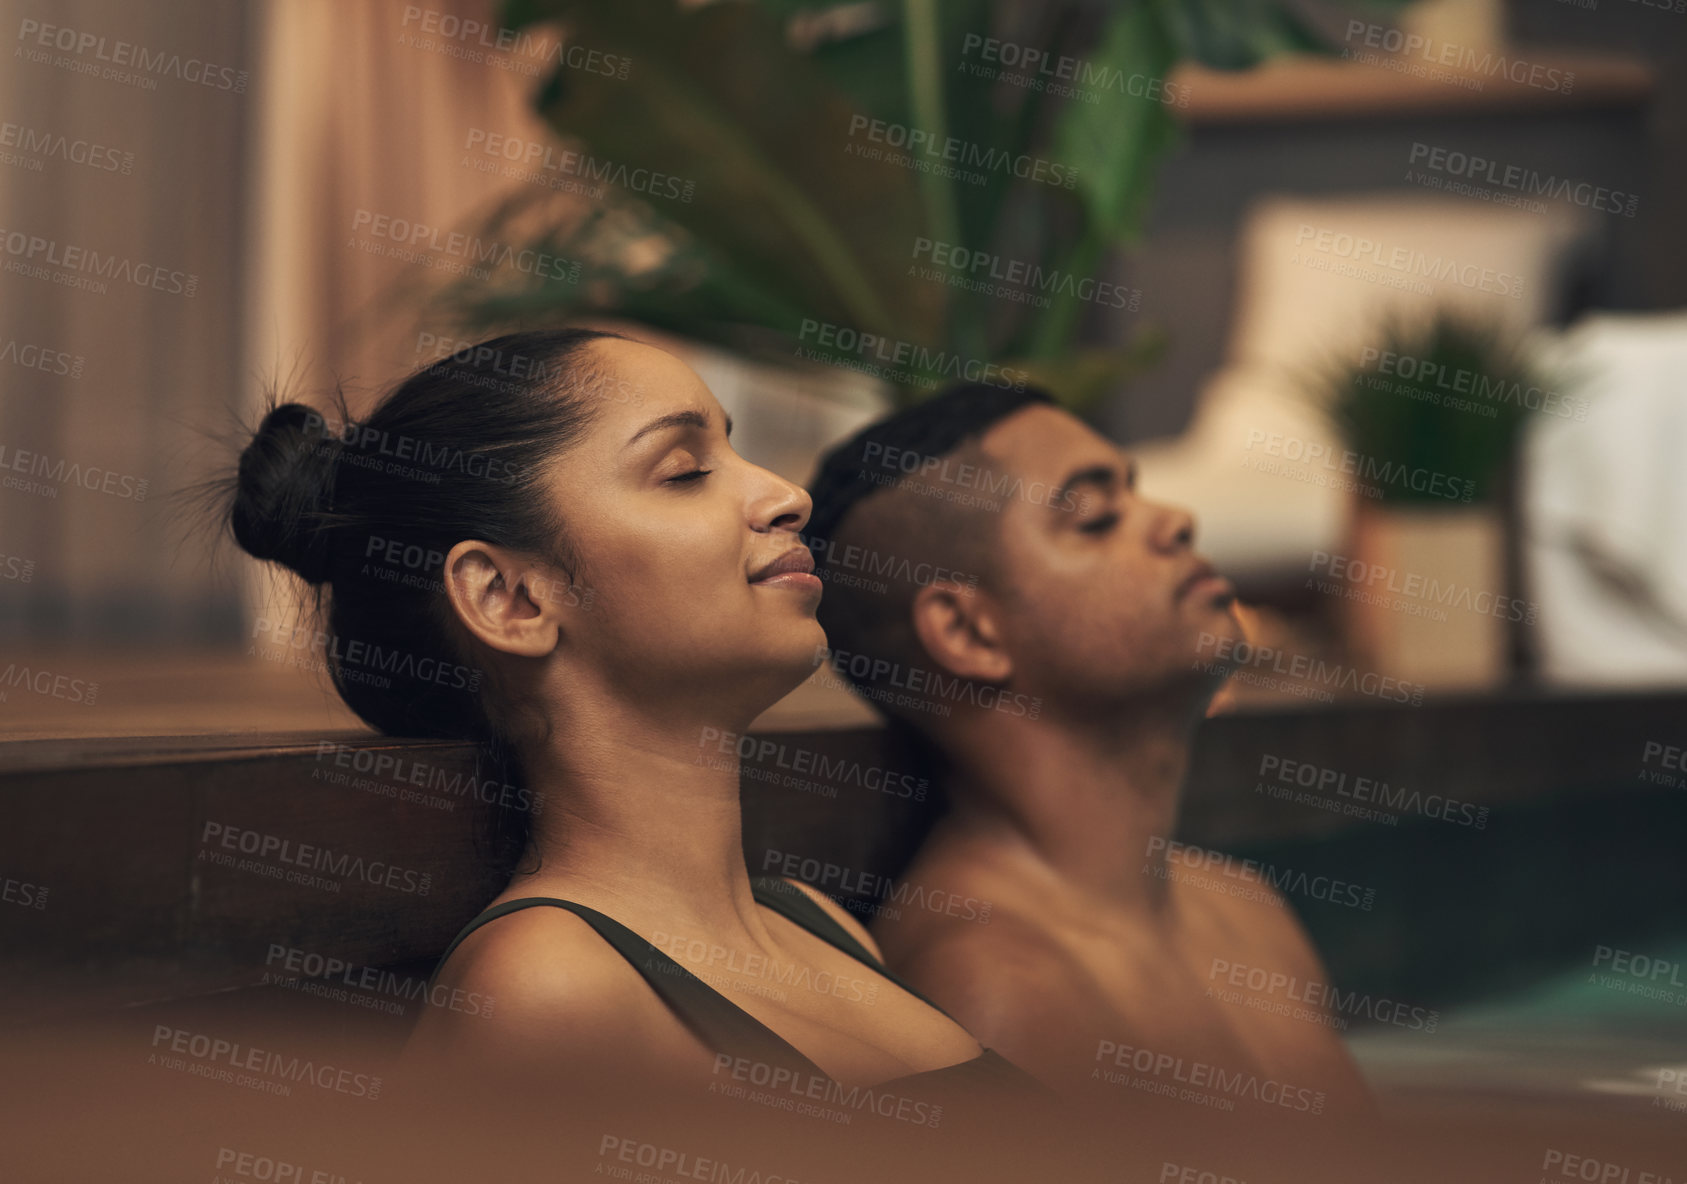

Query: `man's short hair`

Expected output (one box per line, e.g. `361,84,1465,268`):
804,383,1055,721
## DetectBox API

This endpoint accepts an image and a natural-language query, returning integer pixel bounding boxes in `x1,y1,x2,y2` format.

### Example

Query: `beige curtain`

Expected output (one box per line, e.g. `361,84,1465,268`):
243,0,576,632
0,0,251,644
0,0,575,645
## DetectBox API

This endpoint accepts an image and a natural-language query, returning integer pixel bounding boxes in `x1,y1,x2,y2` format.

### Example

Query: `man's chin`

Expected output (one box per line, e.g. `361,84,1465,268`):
1187,605,1248,678
1195,594,1246,636
1213,595,1245,634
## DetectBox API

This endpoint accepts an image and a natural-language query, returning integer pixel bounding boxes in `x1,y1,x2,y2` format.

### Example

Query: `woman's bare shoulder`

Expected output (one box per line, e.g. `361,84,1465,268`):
407,904,677,1073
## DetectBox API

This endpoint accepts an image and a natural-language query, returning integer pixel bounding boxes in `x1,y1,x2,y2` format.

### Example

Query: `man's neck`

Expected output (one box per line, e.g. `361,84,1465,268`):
934,697,1203,913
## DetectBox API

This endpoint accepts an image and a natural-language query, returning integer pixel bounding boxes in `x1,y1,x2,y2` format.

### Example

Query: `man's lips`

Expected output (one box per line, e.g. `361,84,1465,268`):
1178,561,1235,602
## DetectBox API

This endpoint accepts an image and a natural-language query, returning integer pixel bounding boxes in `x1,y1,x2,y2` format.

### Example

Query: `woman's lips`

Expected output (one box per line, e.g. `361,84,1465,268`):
749,547,822,593
753,571,824,593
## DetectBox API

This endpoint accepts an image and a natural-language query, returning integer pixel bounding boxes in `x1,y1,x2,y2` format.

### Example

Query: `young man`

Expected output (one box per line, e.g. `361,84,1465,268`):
802,384,1372,1121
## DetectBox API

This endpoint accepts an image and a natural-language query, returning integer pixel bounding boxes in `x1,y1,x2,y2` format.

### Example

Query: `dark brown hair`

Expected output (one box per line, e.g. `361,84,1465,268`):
224,328,626,875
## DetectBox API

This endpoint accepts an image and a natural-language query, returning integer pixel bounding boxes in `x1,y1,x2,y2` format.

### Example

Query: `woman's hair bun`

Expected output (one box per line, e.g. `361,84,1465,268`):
230,401,341,585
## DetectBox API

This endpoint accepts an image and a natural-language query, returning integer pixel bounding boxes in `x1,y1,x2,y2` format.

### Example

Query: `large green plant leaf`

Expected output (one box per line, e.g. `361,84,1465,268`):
1049,4,1182,249
432,186,804,355
462,0,1424,414
1157,0,1323,69
1002,3,1181,366
747,0,1032,363
502,0,943,346
1004,329,1169,414
752,1,913,125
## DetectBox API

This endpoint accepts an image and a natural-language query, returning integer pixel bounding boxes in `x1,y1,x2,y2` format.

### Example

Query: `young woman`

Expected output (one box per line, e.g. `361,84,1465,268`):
223,329,1041,1108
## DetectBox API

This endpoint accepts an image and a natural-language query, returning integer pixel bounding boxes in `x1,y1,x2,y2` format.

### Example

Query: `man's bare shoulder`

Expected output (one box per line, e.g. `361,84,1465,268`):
1179,863,1334,981
873,890,1135,1090
883,891,1107,1021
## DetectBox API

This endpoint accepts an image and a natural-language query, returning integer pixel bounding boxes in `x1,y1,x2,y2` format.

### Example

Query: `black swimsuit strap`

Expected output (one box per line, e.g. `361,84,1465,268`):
427,892,827,1077
427,877,968,1076
745,876,961,1023
745,876,882,964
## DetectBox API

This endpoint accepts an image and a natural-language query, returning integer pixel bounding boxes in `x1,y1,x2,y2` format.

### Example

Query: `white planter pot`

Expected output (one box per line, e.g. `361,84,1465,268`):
1342,503,1510,690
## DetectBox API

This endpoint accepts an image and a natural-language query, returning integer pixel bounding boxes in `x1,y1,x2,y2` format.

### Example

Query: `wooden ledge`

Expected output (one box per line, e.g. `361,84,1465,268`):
1176,52,1655,125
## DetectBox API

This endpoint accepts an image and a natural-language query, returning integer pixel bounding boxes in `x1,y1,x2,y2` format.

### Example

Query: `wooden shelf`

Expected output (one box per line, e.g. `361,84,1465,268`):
1175,51,1655,125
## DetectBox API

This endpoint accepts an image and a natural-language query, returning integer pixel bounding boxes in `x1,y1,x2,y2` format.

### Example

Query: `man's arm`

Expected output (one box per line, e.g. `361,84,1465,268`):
1218,883,1380,1115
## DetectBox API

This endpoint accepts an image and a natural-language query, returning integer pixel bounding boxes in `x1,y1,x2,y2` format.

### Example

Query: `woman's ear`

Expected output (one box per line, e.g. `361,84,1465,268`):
443,540,564,658
909,579,1013,684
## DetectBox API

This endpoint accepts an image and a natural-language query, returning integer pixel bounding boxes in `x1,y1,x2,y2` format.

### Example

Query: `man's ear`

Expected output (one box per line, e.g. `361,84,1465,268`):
443,540,563,659
909,580,1012,683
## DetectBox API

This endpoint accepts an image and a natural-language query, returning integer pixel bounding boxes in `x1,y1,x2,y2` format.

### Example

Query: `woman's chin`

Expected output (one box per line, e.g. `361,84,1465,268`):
757,624,832,704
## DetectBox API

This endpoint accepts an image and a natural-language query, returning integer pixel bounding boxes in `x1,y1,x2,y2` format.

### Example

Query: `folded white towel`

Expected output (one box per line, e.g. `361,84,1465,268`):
1524,312,1687,684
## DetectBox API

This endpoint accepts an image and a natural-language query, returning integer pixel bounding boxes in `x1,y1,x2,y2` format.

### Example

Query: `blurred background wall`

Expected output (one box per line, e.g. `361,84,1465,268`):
1,0,1683,724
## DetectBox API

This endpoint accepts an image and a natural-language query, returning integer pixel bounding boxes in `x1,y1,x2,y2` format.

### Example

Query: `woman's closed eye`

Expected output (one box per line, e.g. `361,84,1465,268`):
664,468,712,485
1078,512,1119,534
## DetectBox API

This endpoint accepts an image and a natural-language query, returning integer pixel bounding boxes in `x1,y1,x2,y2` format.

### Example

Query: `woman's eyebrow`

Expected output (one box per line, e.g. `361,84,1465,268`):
624,409,730,449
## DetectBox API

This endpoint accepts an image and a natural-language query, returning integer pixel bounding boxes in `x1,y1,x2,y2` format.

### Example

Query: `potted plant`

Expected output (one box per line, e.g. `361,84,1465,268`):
1312,313,1566,688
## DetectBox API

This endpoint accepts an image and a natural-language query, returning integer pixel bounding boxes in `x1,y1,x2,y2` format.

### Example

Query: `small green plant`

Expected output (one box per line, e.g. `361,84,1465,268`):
1312,314,1561,505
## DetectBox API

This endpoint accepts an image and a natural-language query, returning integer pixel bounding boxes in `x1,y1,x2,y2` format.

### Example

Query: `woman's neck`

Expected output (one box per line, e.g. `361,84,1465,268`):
509,699,770,938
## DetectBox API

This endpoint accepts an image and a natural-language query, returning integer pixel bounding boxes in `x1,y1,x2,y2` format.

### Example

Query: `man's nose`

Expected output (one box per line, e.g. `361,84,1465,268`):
1161,504,1196,550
